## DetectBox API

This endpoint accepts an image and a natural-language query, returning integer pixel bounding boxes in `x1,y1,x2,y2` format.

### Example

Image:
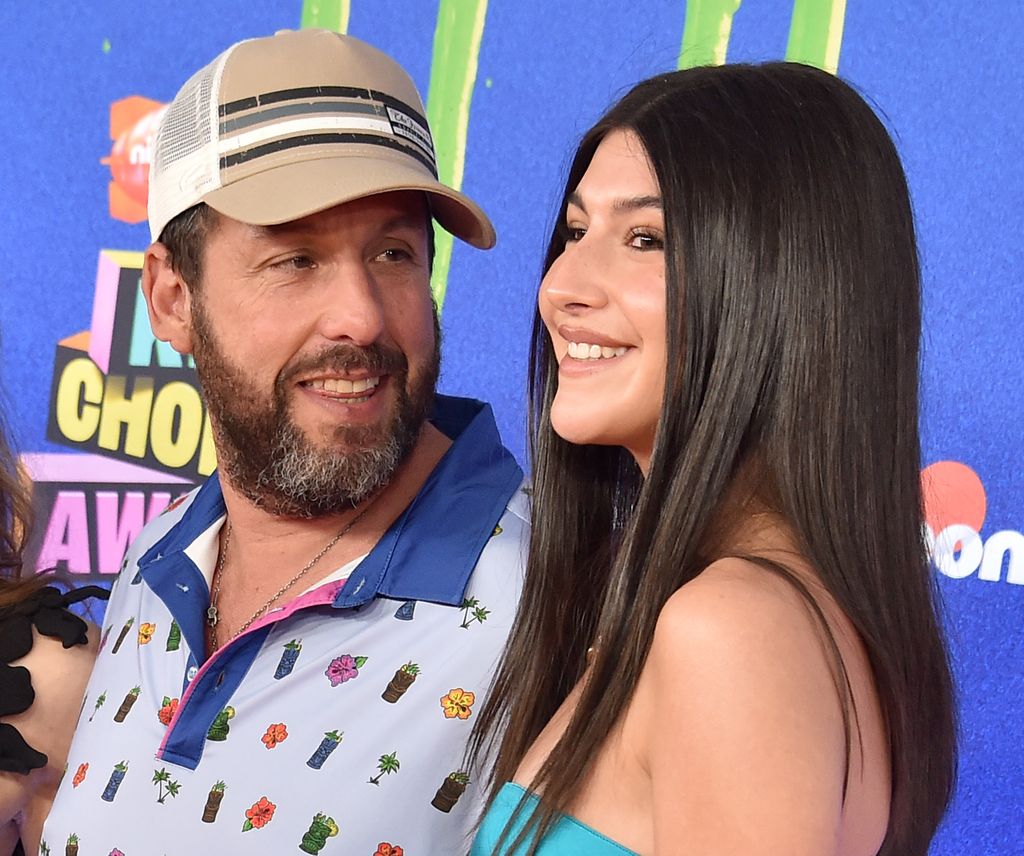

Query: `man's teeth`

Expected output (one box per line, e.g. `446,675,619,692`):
566,342,628,360
306,376,381,393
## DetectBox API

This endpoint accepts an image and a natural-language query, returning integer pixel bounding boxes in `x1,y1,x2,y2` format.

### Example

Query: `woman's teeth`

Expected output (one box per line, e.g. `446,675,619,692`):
306,376,381,394
566,342,628,360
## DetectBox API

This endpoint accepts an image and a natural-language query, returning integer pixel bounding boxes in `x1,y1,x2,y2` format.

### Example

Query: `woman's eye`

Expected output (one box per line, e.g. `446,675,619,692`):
562,225,586,243
629,231,664,251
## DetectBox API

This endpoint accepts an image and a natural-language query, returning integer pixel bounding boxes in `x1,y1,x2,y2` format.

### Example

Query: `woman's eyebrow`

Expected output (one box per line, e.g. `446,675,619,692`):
565,191,663,213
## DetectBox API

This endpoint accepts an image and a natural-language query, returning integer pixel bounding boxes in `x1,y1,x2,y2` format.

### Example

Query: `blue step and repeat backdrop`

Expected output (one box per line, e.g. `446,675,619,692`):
0,1,1020,852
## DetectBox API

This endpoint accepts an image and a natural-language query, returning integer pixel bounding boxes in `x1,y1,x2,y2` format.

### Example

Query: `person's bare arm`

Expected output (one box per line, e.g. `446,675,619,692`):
638,559,848,855
11,622,99,855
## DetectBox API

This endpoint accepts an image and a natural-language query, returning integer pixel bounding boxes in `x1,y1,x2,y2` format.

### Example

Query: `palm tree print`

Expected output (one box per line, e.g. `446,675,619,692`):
367,751,400,785
459,596,490,629
152,767,181,803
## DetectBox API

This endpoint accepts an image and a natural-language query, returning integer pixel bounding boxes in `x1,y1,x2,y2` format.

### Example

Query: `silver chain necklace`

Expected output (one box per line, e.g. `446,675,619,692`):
207,501,375,649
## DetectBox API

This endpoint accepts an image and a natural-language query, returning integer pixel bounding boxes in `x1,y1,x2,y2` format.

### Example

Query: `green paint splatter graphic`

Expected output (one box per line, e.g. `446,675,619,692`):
426,0,489,312
678,0,742,68
102,38,111,54
786,0,847,73
301,0,351,33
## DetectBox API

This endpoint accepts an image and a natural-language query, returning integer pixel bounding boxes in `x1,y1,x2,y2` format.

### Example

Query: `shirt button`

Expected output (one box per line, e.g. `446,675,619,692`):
186,665,198,681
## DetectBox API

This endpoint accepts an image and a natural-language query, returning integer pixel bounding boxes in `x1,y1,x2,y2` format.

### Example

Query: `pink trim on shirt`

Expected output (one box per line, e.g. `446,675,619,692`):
156,578,348,757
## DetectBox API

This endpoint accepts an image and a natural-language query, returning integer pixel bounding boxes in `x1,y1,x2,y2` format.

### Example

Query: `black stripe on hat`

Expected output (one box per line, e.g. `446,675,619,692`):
220,132,439,176
220,86,429,130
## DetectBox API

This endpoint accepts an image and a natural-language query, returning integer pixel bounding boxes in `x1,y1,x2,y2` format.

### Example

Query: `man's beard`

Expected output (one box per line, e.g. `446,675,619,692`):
191,299,440,519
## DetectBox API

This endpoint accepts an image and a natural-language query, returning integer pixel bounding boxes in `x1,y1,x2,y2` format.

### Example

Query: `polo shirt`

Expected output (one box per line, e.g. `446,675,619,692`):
42,396,527,856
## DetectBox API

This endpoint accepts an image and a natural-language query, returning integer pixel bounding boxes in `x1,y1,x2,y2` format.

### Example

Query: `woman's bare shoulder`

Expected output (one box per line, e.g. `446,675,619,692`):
630,557,851,853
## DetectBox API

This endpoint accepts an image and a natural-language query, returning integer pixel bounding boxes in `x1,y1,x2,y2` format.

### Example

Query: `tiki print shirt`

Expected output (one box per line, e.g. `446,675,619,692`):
42,396,527,856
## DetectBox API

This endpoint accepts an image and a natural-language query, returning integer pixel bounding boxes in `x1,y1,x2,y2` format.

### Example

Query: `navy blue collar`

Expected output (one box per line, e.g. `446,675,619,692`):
139,395,523,609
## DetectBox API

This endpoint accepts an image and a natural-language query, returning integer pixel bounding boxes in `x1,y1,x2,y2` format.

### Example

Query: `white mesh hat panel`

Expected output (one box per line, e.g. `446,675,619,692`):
148,45,239,241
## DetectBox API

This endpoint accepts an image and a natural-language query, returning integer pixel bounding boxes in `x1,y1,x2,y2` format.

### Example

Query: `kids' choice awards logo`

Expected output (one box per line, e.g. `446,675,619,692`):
923,461,1023,585
21,95,206,584
101,96,167,224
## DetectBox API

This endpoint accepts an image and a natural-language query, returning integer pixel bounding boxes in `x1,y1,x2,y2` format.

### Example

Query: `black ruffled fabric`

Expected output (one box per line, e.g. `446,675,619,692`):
0,584,108,774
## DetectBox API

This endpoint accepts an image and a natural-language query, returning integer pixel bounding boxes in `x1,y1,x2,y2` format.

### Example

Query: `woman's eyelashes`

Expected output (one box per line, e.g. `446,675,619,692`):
627,229,664,251
558,220,664,251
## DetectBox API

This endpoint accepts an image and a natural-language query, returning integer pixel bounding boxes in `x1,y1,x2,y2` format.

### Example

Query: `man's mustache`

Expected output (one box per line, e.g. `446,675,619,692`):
279,344,408,384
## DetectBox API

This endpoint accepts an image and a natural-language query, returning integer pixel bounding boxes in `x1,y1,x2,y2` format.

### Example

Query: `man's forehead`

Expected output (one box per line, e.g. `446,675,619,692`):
239,191,430,240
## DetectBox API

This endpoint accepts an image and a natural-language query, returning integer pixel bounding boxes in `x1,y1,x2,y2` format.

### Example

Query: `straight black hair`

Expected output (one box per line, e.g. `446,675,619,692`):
470,62,956,856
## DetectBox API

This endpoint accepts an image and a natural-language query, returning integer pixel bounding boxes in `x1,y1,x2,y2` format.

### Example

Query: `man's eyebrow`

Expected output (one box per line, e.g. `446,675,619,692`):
246,213,427,241
565,191,663,214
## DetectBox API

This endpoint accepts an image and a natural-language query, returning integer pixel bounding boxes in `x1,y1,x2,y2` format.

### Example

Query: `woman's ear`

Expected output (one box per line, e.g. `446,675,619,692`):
142,243,194,355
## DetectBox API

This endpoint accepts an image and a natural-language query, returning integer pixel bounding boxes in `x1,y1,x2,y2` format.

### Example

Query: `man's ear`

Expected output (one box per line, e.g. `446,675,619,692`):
142,243,195,355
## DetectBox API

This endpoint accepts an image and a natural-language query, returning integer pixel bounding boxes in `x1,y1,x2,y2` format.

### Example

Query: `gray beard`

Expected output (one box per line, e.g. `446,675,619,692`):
191,299,440,519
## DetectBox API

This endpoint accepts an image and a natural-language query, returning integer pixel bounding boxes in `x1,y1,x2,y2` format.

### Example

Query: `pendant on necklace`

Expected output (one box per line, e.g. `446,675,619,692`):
207,605,219,627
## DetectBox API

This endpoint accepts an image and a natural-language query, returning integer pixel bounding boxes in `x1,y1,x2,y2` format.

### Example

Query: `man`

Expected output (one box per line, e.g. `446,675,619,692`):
42,29,526,855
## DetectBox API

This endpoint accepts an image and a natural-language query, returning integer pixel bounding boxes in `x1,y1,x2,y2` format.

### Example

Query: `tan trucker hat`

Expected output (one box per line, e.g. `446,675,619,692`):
148,29,496,248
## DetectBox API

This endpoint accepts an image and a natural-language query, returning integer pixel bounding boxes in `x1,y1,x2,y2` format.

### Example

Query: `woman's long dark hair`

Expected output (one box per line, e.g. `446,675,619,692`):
469,62,956,856
0,402,48,606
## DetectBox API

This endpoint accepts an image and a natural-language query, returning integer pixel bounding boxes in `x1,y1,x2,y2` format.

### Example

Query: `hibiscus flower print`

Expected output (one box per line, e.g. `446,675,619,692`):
440,687,476,720
137,622,156,645
261,723,288,749
375,844,404,856
325,654,367,687
242,796,276,831
158,697,179,726
72,762,88,788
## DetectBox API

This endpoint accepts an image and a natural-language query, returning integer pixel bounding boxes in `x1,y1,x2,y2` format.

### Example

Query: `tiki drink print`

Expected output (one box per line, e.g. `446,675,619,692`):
113,686,140,722
166,619,181,651
65,833,78,856
382,662,419,702
431,771,470,812
101,761,128,801
275,639,302,679
97,624,112,653
299,813,339,854
393,600,416,620
307,730,343,769
110,618,134,653
202,781,226,822
207,705,235,741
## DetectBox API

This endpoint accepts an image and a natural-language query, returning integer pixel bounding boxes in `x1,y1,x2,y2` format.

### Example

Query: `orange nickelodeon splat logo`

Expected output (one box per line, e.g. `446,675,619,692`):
922,461,1022,585
100,96,167,224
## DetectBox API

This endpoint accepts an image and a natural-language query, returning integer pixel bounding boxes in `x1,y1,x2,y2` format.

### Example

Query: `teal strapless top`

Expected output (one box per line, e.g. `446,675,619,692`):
471,782,639,855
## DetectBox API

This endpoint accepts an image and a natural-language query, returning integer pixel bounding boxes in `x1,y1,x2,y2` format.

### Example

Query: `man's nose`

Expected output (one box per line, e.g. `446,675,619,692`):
316,261,387,346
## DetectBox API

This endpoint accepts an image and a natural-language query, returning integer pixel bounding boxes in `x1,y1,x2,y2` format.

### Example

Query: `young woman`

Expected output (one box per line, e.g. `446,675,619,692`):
0,414,102,856
471,63,956,856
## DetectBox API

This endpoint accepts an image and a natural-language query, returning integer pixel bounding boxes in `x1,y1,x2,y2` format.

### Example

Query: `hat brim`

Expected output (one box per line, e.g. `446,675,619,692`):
201,155,496,249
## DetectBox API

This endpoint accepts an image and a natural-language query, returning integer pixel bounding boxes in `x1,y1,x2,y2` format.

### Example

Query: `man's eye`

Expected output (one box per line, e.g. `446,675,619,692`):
375,247,412,262
274,255,315,270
